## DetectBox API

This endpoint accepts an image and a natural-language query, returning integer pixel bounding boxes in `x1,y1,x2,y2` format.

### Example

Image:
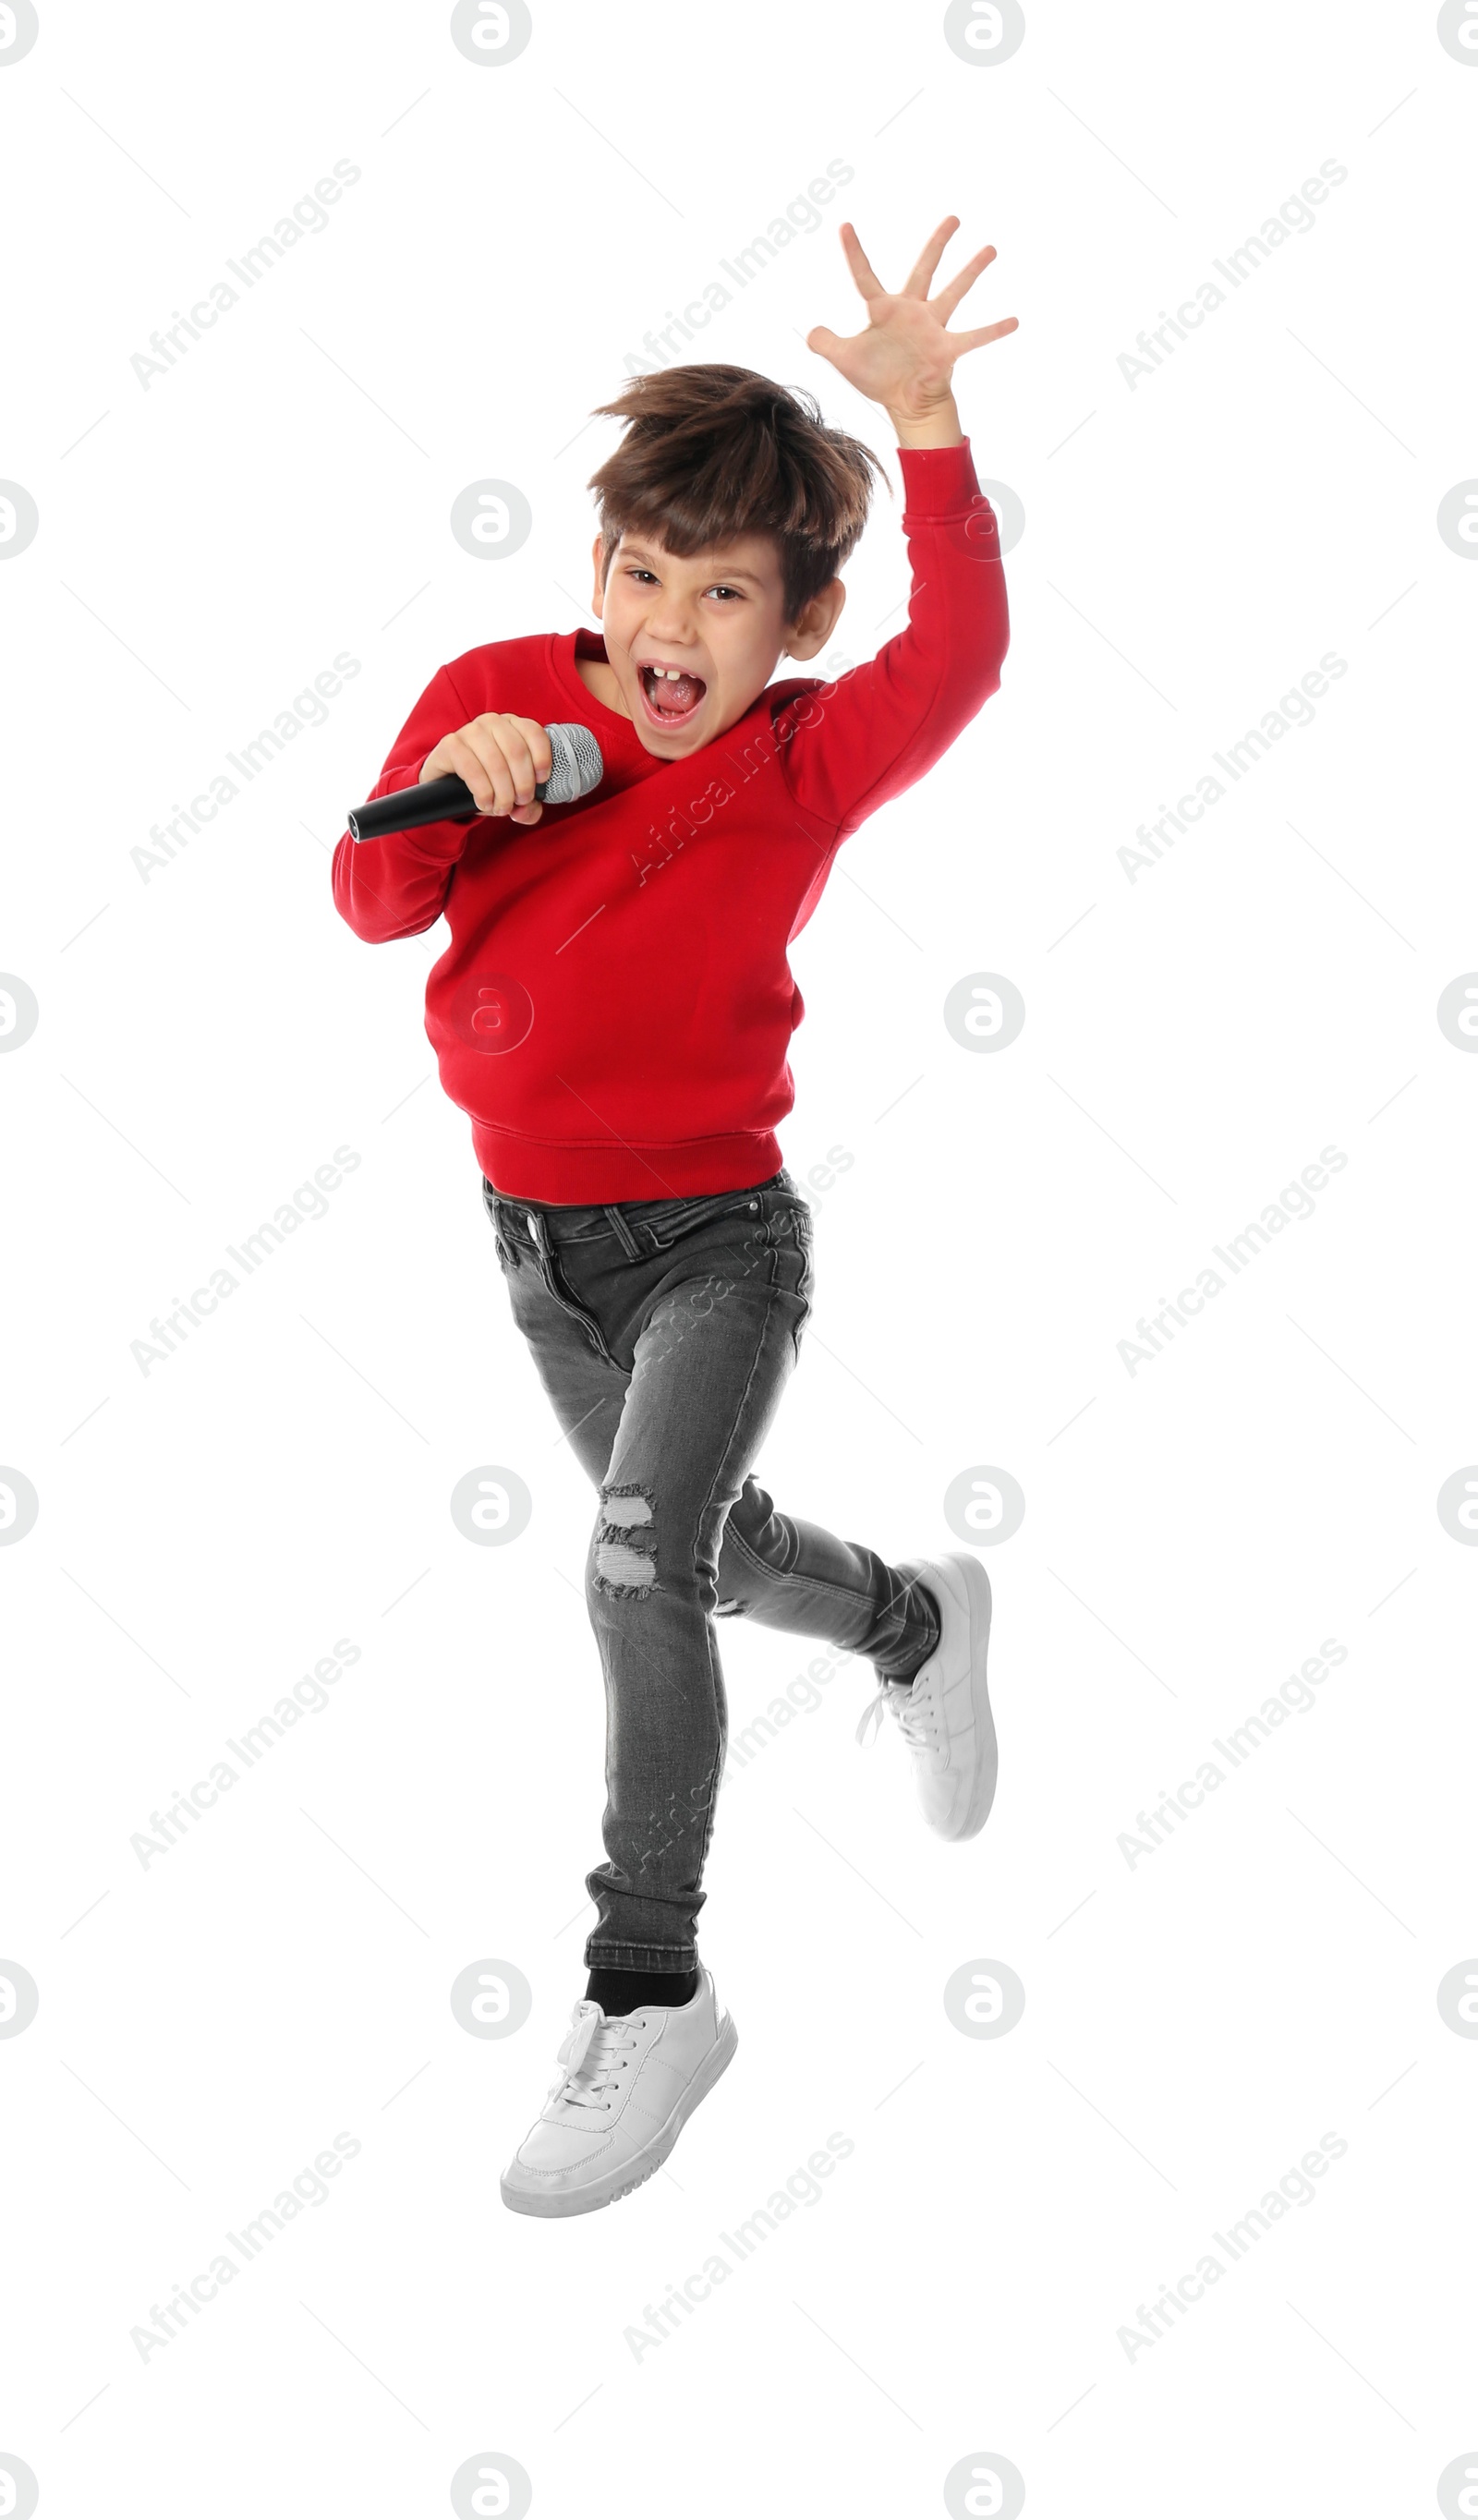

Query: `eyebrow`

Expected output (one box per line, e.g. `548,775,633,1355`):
620,546,771,585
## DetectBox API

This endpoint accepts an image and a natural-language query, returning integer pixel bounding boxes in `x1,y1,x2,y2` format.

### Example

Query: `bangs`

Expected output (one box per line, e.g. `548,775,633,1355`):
588,364,884,621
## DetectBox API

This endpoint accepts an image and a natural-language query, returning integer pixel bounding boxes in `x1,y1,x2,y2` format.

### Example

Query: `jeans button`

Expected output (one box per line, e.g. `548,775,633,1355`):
749,1200,757,1210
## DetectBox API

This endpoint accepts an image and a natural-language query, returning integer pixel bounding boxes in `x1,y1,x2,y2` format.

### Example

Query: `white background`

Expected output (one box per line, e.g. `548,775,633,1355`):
3,1,1477,2513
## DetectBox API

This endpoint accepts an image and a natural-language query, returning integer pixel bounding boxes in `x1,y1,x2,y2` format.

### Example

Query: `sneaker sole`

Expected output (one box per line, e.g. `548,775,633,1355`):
500,2013,739,2219
940,1549,997,1842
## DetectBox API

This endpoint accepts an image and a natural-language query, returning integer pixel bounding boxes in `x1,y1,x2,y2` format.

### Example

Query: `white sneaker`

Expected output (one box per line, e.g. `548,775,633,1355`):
855,1552,997,1841
500,1969,738,2218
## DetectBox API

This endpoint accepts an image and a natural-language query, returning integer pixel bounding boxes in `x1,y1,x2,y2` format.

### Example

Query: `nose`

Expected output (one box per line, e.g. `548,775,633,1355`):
643,591,701,651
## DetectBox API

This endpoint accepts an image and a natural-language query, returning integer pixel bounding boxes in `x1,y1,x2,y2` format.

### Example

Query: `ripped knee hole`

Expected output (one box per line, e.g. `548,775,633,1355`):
595,1484,658,1595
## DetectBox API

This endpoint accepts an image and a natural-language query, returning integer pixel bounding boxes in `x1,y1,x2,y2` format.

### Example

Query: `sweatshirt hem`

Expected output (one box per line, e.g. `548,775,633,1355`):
472,1122,783,1205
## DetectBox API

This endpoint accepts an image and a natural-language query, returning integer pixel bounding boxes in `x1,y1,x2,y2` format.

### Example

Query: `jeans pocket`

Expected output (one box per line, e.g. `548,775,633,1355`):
646,1190,762,1250
765,1193,813,1254
784,1230,814,1365
751,1196,812,1360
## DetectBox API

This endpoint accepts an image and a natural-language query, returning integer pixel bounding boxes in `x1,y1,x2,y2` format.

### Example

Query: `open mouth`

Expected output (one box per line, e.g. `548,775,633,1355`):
637,661,707,730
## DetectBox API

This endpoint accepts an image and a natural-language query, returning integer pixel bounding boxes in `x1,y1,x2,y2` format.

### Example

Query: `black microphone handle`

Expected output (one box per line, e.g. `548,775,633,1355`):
347,774,477,842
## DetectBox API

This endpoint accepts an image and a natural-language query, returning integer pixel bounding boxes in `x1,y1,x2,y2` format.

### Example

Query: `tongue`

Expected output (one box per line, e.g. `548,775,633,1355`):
651,672,702,713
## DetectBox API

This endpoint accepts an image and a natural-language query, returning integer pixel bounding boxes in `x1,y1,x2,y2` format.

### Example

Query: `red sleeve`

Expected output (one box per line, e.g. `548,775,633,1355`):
331,660,477,942
776,436,1009,838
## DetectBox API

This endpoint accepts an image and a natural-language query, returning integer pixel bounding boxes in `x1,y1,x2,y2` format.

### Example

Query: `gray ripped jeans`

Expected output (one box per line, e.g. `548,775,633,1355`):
481,1167,941,1973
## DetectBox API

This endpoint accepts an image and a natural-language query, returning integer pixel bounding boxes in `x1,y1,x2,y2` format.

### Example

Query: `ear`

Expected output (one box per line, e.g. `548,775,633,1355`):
590,529,608,620
780,577,846,663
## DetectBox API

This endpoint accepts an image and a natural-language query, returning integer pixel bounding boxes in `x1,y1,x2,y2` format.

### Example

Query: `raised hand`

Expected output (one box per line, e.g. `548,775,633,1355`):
806,216,1017,444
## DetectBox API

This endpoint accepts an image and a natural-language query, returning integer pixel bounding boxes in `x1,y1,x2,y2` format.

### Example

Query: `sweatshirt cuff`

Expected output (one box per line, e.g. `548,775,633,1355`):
896,434,983,517
361,759,472,858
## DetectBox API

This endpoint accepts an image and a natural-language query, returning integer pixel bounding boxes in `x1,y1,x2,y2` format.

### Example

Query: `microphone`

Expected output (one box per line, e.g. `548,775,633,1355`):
348,721,603,842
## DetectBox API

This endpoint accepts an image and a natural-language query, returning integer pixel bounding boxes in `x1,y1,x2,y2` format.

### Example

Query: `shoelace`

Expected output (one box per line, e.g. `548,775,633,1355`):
854,1674,941,1752
550,2005,642,2110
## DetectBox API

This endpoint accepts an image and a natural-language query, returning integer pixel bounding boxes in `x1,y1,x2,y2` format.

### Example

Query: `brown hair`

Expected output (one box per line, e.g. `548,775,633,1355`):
587,363,885,624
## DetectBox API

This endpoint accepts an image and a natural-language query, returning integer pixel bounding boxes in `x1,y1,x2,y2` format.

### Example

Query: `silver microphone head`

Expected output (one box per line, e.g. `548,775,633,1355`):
542,722,604,806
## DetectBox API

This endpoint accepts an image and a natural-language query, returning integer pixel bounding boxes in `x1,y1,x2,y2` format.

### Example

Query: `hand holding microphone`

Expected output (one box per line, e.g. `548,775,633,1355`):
425,711,563,827
348,713,603,842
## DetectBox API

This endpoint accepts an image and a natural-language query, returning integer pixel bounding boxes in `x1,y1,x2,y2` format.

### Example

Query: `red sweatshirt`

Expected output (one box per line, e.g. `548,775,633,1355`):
332,437,1008,1202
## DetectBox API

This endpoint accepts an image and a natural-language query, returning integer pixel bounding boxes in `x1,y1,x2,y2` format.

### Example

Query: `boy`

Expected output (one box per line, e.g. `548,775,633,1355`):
332,217,1015,2216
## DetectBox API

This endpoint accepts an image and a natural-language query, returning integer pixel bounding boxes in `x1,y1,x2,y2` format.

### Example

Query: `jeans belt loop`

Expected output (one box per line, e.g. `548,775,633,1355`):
606,1204,644,1261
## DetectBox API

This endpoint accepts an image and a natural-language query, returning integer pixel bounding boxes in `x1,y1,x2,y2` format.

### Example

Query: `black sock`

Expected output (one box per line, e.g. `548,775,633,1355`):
900,1581,942,1680
585,1965,699,2017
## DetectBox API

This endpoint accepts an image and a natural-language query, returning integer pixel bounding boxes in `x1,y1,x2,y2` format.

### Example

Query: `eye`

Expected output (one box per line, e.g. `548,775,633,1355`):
706,585,744,602
626,567,659,586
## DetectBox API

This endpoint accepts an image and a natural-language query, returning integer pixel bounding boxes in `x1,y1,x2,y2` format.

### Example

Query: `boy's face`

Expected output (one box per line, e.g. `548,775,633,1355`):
589,527,843,757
